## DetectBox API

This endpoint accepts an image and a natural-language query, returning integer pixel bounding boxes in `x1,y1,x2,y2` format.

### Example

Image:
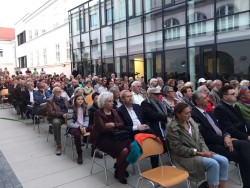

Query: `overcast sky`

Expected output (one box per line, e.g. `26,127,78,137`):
0,0,48,28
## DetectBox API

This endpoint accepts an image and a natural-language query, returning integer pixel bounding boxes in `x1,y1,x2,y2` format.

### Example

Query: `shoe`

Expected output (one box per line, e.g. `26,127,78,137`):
77,155,83,164
114,170,127,184
55,145,62,155
49,125,53,134
21,115,25,120
198,181,208,188
113,163,129,177
81,142,85,146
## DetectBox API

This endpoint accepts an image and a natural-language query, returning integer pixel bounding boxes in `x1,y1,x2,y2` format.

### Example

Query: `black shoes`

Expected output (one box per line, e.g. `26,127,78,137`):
113,163,129,177
114,170,127,184
77,156,83,164
198,181,208,188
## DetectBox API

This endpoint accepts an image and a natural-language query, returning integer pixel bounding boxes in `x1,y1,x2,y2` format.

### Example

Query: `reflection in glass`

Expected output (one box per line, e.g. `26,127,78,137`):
145,53,154,79
72,11,80,36
91,44,101,59
128,17,143,37
103,58,114,77
89,0,99,30
114,22,126,40
128,36,143,55
145,32,162,53
101,27,112,43
188,47,199,85
84,5,89,32
73,49,81,62
73,35,80,49
144,11,162,33
102,42,113,58
81,33,90,47
82,47,90,60
129,54,144,78
90,29,100,45
165,49,187,81
144,0,162,13
217,41,250,80
113,0,126,23
114,39,127,57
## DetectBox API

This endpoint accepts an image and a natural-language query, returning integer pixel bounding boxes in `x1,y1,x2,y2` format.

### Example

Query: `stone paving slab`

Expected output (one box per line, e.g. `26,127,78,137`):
0,151,22,188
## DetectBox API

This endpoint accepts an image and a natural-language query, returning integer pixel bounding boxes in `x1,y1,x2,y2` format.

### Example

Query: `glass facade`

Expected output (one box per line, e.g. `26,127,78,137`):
69,0,250,81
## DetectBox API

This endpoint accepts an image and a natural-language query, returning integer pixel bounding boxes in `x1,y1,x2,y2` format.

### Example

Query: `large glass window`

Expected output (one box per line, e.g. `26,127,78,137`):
84,4,89,32
145,31,163,53
128,35,143,55
129,54,144,78
144,11,162,33
113,0,126,23
102,42,113,58
73,35,81,49
188,47,199,84
128,17,143,37
71,11,80,36
101,27,112,43
73,49,81,62
103,58,114,77
91,44,101,59
81,33,90,47
89,0,99,30
80,7,84,33
114,22,126,40
82,47,90,60
164,18,180,40
144,0,162,13
165,49,187,81
114,39,127,57
90,29,100,45
115,56,127,78
217,40,250,80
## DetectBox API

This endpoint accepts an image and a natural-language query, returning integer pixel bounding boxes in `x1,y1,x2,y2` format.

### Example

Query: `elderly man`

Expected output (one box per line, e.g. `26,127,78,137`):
46,87,70,155
209,79,222,106
141,88,168,168
191,91,250,188
117,90,150,137
131,81,145,105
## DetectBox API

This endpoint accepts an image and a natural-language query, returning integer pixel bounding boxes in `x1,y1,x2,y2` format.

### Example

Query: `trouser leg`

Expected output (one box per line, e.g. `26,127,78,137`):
69,128,82,156
52,118,64,146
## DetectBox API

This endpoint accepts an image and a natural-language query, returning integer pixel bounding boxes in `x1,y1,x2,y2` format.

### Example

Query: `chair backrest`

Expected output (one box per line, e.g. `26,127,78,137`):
138,138,164,160
85,94,93,106
1,89,8,96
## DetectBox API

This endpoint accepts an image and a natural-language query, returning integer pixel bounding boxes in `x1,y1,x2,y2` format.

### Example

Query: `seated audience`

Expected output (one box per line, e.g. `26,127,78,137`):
235,86,250,123
191,91,250,188
167,103,228,188
162,86,176,118
46,87,70,155
131,81,145,105
91,92,131,184
109,87,122,109
214,86,250,141
66,94,87,164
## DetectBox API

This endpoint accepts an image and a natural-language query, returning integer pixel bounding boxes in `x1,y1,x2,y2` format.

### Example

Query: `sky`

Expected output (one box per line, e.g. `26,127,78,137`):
0,0,49,28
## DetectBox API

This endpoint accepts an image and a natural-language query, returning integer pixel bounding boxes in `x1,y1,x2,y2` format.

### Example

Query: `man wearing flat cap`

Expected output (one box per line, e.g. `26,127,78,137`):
141,87,168,168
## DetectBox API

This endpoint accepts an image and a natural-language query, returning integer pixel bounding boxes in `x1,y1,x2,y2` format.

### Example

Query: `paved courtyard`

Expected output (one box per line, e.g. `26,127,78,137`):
0,108,243,188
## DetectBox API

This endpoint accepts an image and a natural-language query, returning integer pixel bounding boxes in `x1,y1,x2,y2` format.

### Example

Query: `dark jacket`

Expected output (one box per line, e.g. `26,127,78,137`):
88,103,99,130
46,97,70,122
91,109,124,142
214,101,249,140
117,104,150,137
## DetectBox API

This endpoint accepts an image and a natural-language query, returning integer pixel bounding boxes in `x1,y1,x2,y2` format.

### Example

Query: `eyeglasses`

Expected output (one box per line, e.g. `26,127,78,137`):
136,86,141,88
225,93,236,96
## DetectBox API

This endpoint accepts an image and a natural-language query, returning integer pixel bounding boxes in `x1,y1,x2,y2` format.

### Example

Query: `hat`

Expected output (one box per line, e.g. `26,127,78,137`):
198,78,206,83
162,86,174,93
147,88,162,94
239,86,249,96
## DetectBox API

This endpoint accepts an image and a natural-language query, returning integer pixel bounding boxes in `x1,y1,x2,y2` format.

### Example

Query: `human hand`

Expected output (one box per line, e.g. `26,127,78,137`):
80,127,86,134
137,124,149,130
197,151,213,158
224,137,234,152
105,122,115,128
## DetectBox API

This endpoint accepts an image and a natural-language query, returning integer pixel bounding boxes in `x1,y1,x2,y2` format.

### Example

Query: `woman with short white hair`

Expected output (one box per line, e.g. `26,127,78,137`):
92,91,131,184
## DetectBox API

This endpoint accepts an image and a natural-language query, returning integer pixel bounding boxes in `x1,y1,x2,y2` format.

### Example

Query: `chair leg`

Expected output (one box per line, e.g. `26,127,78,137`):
86,136,89,149
90,149,97,174
37,118,40,134
237,163,243,186
63,135,67,154
103,154,108,185
136,177,143,188
71,136,74,160
186,180,191,188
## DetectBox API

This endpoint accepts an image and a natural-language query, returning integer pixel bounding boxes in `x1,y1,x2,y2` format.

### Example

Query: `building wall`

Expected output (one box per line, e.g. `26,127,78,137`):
15,0,87,76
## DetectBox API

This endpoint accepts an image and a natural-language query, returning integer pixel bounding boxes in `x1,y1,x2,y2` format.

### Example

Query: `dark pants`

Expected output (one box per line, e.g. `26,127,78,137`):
209,140,250,188
69,128,82,156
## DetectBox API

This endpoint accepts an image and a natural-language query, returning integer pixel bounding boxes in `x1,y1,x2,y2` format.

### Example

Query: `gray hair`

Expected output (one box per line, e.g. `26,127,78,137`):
149,78,158,87
53,82,61,88
98,91,113,108
74,87,83,95
240,80,249,86
109,87,119,94
52,86,61,93
191,91,202,106
120,90,130,99
197,85,209,94
131,81,141,87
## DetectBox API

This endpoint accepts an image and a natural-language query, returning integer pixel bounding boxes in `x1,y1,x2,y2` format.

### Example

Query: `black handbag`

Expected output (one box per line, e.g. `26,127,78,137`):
110,130,131,141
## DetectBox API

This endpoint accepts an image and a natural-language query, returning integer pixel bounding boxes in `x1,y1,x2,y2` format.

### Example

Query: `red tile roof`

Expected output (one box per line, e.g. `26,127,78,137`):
0,27,15,41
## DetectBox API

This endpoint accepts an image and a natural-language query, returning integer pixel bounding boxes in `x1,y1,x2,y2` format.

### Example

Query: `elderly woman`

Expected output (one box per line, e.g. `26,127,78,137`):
92,92,131,184
162,86,176,118
166,103,228,188
109,87,122,109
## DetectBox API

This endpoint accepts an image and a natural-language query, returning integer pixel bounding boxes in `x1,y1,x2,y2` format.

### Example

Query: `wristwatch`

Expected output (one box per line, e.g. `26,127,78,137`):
193,148,197,156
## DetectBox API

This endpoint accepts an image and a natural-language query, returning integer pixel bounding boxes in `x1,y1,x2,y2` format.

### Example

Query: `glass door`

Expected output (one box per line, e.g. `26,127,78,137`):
200,45,216,80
